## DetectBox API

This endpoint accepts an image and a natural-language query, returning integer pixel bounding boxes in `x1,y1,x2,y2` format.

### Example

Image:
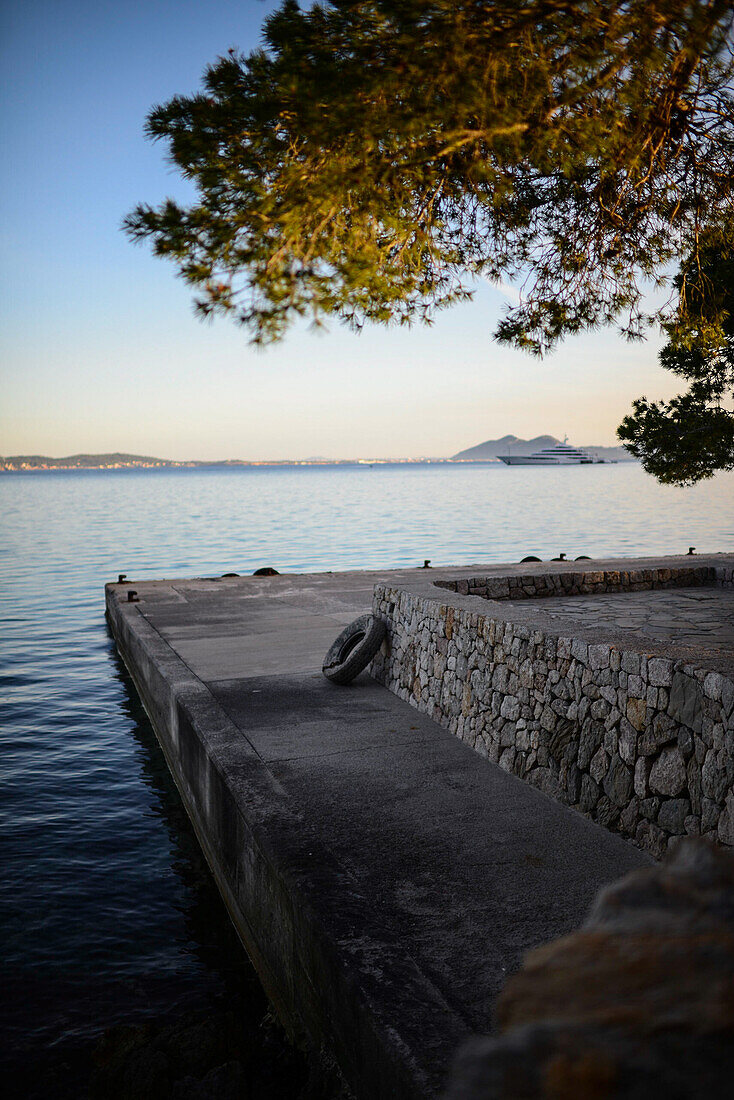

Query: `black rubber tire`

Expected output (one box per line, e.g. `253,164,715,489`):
322,615,387,685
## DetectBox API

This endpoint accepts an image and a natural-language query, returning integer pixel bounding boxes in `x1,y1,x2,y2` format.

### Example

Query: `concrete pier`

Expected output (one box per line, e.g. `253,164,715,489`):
106,564,658,1099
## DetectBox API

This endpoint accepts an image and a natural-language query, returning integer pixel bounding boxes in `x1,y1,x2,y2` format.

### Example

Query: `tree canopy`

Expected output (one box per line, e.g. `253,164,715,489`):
125,0,734,483
618,220,734,482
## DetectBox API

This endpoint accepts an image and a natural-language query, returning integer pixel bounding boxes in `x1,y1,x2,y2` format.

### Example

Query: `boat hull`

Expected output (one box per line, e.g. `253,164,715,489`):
498,455,594,465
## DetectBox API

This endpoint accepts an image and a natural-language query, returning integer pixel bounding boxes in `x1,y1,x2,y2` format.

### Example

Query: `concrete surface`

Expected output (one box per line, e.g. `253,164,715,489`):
106,565,654,1100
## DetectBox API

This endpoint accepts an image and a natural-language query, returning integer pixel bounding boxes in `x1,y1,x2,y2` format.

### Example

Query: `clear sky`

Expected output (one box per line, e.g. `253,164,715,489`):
1,0,681,461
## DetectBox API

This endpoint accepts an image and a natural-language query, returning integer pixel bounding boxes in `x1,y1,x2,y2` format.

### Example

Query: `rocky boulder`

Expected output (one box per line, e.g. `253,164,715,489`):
445,839,734,1099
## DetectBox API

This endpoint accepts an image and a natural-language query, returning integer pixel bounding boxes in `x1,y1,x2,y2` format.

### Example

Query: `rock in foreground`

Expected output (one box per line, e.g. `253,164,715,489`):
446,839,734,1099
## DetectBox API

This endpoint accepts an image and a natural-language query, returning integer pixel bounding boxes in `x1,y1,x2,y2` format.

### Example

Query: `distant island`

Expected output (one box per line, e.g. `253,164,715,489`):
1,437,634,471
0,452,447,471
451,434,634,463
0,453,203,471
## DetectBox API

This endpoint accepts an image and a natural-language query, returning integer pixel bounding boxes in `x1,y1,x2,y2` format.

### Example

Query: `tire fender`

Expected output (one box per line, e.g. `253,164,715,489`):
322,615,387,685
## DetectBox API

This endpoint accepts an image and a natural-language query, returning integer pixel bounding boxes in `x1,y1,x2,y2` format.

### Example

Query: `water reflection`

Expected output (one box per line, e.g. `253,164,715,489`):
2,640,273,1100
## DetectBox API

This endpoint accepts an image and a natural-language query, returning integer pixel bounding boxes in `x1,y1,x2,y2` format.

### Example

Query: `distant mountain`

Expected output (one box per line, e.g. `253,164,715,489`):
0,452,180,470
0,453,201,470
452,435,557,461
451,434,634,462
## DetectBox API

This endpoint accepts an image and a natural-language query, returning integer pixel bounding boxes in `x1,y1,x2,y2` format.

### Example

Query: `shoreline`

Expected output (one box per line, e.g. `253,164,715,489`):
0,457,638,473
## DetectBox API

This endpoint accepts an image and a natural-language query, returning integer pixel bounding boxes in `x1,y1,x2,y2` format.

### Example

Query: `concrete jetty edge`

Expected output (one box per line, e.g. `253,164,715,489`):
106,585,470,1100
105,558,722,1096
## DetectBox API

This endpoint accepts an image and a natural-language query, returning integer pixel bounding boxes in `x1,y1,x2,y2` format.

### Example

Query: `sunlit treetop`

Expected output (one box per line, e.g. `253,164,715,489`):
125,0,734,352
125,0,734,483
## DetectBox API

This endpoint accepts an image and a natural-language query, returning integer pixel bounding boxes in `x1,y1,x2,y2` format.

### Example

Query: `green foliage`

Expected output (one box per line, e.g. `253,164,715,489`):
617,394,734,484
126,0,734,482
617,221,734,484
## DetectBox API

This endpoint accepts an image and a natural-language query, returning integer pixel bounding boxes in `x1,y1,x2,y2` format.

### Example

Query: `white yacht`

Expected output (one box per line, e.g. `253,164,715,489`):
498,438,602,465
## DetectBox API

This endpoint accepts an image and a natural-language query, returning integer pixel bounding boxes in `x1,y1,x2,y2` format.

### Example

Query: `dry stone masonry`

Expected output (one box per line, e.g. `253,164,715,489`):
371,562,734,858
434,563,725,599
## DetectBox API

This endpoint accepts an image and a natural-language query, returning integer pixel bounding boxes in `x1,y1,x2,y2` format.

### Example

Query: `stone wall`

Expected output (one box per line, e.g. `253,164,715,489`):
435,562,730,600
371,568,734,857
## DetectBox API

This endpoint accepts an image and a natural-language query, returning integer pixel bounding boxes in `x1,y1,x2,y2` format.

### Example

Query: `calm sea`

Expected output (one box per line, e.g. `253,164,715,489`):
2,462,733,1094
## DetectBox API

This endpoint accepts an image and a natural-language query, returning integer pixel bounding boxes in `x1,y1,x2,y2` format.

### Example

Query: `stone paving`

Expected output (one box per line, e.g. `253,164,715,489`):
505,587,734,653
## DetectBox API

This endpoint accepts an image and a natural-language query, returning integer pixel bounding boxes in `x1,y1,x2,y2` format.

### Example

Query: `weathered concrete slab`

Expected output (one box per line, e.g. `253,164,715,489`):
106,564,657,1099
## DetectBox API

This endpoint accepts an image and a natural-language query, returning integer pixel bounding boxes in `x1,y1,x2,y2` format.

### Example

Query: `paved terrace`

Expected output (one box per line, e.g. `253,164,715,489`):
504,586,734,674
104,556,731,1100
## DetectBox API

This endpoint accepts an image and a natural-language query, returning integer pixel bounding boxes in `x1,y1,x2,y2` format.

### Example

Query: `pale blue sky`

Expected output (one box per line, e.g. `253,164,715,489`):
1,0,680,460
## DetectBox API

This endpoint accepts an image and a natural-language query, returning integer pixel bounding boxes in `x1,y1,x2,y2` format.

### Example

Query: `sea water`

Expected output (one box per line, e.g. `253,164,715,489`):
2,462,732,1094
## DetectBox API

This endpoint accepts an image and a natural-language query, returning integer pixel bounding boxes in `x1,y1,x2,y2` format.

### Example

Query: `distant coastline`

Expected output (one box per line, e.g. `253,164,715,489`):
0,436,636,471
0,453,454,472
